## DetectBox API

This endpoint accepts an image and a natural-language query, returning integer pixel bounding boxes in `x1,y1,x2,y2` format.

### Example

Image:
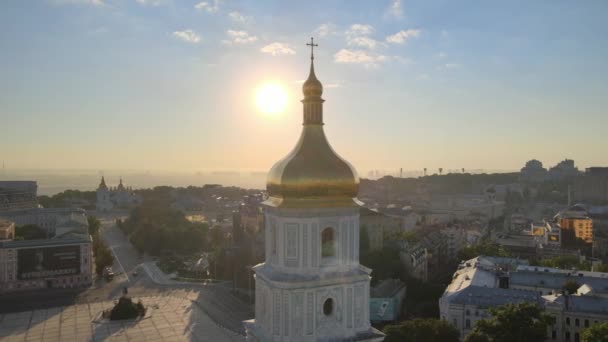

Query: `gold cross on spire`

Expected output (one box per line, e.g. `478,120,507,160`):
306,37,318,60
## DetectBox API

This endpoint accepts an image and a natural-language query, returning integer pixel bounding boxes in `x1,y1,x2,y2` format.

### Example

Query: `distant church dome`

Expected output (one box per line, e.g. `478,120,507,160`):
266,43,359,208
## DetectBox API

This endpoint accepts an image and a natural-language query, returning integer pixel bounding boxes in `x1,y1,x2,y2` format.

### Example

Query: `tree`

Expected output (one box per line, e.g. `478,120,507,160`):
383,318,459,342
581,322,608,342
87,216,101,236
458,243,510,261
563,280,580,295
359,225,370,257
15,224,47,240
360,245,404,285
464,302,552,342
94,240,114,275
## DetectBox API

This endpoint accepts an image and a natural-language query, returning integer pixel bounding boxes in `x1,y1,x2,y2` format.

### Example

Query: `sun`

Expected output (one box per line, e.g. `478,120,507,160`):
255,82,288,115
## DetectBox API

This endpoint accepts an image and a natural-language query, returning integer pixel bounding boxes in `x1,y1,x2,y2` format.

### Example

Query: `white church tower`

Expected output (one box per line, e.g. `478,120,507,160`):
245,38,384,342
96,176,112,212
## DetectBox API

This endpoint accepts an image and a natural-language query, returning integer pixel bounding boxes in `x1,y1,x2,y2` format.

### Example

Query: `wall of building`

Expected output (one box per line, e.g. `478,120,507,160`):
0,241,92,293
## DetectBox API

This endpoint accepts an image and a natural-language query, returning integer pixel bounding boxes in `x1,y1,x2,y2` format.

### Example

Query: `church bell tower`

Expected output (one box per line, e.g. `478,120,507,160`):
244,38,384,342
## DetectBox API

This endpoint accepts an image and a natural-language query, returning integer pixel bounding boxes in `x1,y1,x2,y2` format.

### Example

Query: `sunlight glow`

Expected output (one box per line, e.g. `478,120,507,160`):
255,83,288,115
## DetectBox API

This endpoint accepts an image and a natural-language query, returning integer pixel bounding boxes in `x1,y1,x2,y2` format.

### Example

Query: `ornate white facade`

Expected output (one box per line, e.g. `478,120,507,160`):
96,177,141,212
244,39,383,342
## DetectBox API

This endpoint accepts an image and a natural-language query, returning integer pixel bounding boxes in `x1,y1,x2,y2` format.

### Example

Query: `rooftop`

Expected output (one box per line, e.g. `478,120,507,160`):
371,279,406,298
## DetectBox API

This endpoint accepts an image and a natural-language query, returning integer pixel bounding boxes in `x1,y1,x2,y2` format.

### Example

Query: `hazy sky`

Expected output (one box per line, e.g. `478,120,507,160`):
2,0,608,174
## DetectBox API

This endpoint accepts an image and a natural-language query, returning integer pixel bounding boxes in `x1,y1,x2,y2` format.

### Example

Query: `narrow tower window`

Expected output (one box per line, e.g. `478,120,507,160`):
323,298,334,316
321,228,335,258
271,224,277,256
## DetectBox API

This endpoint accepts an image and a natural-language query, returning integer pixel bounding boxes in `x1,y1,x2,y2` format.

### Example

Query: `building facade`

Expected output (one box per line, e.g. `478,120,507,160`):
0,181,38,212
574,167,608,203
560,216,593,244
244,46,383,341
440,256,608,341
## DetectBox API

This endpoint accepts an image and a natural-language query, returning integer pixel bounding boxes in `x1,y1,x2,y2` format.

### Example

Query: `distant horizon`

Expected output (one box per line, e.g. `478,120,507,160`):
1,166,525,196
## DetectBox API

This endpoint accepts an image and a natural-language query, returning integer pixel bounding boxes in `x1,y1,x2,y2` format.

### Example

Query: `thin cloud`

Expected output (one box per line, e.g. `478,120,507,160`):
347,24,374,36
315,23,337,37
261,43,296,56
386,0,403,18
346,24,378,50
436,63,461,71
194,0,220,13
222,30,257,45
334,49,388,67
386,29,420,44
173,30,201,44
50,0,104,6
228,11,250,23
348,36,379,49
135,0,166,6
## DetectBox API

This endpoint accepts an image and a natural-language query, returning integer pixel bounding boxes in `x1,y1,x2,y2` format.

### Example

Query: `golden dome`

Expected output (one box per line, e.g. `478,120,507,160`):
265,47,359,208
302,63,323,98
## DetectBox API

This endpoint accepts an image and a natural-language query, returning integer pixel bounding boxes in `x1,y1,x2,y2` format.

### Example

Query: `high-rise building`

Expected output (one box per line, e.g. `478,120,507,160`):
244,40,384,341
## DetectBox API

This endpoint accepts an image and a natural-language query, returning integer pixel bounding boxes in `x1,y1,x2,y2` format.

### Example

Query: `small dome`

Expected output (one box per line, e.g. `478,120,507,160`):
302,63,323,98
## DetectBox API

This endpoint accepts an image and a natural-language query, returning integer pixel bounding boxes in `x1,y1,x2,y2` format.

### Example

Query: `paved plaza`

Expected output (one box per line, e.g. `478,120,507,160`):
0,295,243,342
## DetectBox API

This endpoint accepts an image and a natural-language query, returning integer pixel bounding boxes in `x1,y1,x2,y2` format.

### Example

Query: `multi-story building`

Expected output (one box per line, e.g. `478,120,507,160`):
574,167,608,203
548,159,580,181
393,240,428,281
0,208,87,238
420,230,448,278
439,256,608,341
544,293,608,342
441,224,466,262
0,216,92,293
559,216,593,244
0,181,38,212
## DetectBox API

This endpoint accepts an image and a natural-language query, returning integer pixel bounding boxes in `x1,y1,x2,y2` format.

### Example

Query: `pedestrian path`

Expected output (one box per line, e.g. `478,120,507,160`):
141,262,172,285
0,295,243,342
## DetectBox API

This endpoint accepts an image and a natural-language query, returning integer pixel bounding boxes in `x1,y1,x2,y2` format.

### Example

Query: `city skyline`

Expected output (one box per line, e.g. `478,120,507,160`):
2,1,608,172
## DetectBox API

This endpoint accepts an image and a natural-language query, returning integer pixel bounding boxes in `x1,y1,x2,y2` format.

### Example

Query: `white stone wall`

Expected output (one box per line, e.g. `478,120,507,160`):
264,208,361,275
255,277,371,341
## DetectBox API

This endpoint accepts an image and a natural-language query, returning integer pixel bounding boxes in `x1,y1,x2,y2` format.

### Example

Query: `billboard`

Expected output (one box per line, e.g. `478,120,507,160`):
17,245,81,280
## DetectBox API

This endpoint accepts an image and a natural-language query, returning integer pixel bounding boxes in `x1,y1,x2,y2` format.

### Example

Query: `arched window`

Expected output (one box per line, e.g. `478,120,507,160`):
575,318,579,327
322,228,335,258
323,298,334,316
465,319,471,329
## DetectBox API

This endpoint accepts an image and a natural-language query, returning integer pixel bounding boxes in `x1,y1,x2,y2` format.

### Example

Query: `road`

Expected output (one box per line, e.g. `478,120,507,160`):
0,214,254,335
